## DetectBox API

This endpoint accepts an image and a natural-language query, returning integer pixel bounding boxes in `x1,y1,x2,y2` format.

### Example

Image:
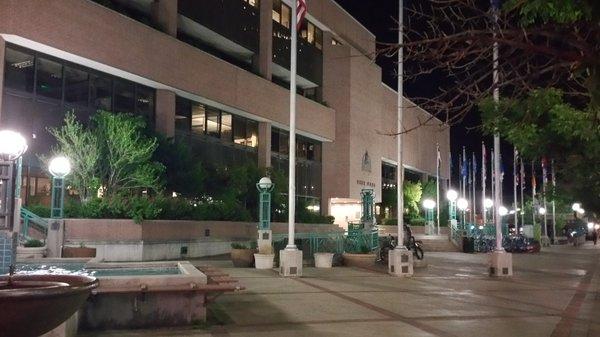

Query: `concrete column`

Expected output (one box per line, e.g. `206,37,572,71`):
155,90,176,138
258,0,273,80
151,0,178,37
0,37,6,125
258,122,272,168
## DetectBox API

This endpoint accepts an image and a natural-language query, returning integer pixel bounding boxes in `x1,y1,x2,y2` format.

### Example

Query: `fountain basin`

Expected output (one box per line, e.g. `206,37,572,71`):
0,274,98,337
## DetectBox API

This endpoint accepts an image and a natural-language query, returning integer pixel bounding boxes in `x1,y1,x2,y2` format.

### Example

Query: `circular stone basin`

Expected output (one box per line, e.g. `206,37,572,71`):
0,274,98,337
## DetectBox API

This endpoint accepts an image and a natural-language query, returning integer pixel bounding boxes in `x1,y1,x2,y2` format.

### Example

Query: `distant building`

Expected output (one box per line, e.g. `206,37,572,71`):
0,0,449,227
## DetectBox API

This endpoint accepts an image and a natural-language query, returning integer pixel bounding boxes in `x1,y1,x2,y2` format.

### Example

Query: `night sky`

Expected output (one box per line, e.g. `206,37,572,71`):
333,0,518,204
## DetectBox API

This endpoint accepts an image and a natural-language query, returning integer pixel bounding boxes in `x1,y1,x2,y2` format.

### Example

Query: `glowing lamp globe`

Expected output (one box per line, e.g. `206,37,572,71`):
257,177,273,191
538,207,547,215
498,206,508,217
423,199,436,210
49,156,72,178
572,203,581,212
484,198,493,209
446,189,458,202
587,222,594,230
0,130,28,160
577,208,585,215
457,198,468,211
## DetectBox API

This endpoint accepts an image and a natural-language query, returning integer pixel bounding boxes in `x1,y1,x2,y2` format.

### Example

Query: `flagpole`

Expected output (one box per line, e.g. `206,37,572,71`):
491,149,495,225
531,160,536,234
542,159,548,238
520,157,525,231
472,153,477,225
396,0,405,249
513,147,518,233
551,159,556,243
492,1,503,252
482,142,486,225
286,0,299,250
462,146,466,201
436,143,440,235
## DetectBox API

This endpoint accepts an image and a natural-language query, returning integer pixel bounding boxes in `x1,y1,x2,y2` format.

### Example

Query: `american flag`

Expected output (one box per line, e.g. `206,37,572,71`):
297,0,308,31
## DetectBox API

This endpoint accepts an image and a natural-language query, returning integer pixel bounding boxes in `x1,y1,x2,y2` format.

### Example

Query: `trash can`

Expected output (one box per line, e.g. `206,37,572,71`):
462,236,474,253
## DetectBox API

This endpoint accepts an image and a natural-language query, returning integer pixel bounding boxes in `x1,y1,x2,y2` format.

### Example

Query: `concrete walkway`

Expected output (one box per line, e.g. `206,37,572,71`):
80,243,600,337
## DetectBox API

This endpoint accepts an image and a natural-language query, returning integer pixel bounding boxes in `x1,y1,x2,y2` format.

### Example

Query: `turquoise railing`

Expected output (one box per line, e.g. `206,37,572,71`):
20,207,49,240
272,232,345,258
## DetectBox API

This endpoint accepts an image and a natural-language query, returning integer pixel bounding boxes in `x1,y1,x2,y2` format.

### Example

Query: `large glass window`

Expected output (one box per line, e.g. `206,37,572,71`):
64,66,89,106
175,97,191,131
280,4,291,29
113,80,135,114
191,103,206,134
90,74,112,111
4,48,34,93
221,112,232,142
36,57,63,100
246,120,258,148
136,86,154,122
272,0,281,23
206,108,220,137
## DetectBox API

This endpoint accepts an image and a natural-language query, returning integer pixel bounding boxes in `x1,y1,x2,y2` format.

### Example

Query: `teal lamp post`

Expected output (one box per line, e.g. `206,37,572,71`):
256,177,274,253
457,198,469,230
49,156,71,219
484,198,493,225
446,189,458,221
423,199,436,235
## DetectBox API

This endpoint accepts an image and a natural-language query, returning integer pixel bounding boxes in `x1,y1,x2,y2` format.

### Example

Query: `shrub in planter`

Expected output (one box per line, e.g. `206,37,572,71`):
24,239,44,248
230,242,256,268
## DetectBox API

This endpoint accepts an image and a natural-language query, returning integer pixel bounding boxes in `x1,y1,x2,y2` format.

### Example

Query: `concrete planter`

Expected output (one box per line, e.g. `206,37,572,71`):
62,247,97,258
16,246,47,259
231,249,255,267
314,253,334,268
254,253,274,269
342,253,376,268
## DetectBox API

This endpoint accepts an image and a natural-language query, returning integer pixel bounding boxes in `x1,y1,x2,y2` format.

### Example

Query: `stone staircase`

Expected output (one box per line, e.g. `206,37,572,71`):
414,234,461,252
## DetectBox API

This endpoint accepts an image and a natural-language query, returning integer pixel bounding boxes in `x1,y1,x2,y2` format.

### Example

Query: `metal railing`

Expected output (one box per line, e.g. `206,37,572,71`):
20,207,49,241
272,232,345,258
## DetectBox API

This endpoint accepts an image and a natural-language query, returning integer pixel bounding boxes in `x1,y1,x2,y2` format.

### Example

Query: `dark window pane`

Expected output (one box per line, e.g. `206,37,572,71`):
136,86,155,124
221,112,232,142
279,131,289,155
281,4,291,29
206,108,220,137
175,97,191,131
272,0,281,23
315,27,323,50
191,103,206,134
64,66,89,105
90,74,112,111
36,57,63,100
114,80,135,113
233,116,246,145
4,48,34,93
271,129,279,152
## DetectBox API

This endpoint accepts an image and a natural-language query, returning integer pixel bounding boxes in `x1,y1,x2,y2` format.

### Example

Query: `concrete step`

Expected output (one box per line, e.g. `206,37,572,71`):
414,234,461,252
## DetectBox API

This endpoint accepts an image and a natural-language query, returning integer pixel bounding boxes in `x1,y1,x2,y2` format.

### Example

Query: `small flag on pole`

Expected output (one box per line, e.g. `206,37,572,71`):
297,0,308,31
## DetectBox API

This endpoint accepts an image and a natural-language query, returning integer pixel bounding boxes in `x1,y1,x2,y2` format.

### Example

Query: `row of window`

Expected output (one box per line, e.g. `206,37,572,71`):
272,0,323,50
175,97,259,148
271,128,322,162
3,46,155,121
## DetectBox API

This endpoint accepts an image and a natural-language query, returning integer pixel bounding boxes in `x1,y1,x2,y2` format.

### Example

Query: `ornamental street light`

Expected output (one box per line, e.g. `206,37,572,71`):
538,207,547,215
256,177,275,265
498,206,508,217
49,156,71,219
484,198,493,225
0,130,28,275
423,199,436,235
457,198,468,229
446,189,458,222
572,202,582,219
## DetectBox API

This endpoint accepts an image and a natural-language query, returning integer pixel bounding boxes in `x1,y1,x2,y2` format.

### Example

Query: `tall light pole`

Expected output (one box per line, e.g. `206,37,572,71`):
423,199,436,235
49,156,72,219
389,0,413,277
489,0,512,276
446,189,458,222
0,130,28,274
256,177,275,269
484,198,494,225
457,198,468,230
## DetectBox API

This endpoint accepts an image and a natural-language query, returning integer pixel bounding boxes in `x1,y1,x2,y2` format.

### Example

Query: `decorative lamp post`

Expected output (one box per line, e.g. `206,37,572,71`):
423,199,436,235
457,198,468,230
255,177,275,269
446,189,458,222
484,198,493,225
572,203,581,219
49,156,72,219
0,130,28,274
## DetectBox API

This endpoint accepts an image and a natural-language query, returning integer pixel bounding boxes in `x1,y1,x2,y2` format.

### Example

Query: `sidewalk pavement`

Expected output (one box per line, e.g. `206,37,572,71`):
80,243,600,337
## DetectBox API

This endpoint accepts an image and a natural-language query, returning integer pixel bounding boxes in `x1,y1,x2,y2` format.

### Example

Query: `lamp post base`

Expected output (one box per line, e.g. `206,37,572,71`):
279,248,302,277
257,229,273,254
489,250,513,277
388,247,413,277
540,236,552,247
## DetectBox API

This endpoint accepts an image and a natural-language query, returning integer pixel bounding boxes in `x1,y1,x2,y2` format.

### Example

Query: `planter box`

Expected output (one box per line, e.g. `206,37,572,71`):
16,246,47,259
342,253,376,268
254,254,274,269
314,253,334,268
62,247,97,258
231,249,255,267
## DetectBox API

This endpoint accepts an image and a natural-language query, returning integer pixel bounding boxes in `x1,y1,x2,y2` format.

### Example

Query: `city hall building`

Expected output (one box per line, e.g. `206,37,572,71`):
0,0,449,228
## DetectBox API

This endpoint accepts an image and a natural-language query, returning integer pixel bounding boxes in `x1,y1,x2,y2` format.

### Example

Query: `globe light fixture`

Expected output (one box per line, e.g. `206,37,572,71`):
0,130,28,160
538,207,547,215
498,206,508,217
446,189,458,201
457,198,468,211
423,199,436,210
595,224,599,230
572,203,581,212
484,198,493,209
587,222,594,230
577,208,585,215
48,156,72,178
256,176,274,192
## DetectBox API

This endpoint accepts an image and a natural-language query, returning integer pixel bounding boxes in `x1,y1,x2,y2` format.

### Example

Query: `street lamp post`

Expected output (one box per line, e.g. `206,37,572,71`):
446,189,458,222
255,177,275,269
423,199,436,235
49,156,72,219
457,198,468,230
484,198,494,225
0,130,28,274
